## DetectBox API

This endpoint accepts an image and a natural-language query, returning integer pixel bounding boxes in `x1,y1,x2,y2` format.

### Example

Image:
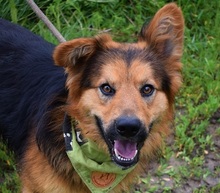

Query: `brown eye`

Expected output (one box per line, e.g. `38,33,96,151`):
140,84,154,97
99,83,115,96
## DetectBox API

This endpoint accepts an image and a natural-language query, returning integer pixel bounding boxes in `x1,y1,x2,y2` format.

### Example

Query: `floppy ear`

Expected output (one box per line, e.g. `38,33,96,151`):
53,38,97,68
139,3,184,59
53,34,113,71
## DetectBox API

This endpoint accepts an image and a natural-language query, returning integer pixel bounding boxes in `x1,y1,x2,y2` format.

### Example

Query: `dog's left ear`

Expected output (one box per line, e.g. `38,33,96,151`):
139,3,184,59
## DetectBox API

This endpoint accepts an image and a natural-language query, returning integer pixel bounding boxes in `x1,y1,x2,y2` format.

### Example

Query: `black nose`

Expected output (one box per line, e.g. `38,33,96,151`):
116,117,141,138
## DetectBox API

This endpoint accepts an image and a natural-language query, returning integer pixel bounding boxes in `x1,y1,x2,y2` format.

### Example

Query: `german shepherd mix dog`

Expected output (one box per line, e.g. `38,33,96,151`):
0,3,184,193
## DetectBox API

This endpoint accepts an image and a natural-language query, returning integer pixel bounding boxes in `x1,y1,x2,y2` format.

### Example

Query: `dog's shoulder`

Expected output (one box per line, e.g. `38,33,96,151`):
0,19,67,154
0,19,51,45
0,19,55,62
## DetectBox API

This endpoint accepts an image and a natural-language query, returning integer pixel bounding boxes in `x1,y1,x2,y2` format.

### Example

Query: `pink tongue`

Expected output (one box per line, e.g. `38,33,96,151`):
114,140,137,159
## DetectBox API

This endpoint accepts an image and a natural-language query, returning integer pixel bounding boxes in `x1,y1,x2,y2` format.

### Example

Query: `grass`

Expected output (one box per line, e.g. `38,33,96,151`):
0,0,220,192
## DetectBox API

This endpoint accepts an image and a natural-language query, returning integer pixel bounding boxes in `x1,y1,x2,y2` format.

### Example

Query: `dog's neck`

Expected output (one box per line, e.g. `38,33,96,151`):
62,114,136,193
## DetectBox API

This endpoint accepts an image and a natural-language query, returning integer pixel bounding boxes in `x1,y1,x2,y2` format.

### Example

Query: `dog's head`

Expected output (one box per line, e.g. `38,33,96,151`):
54,3,184,168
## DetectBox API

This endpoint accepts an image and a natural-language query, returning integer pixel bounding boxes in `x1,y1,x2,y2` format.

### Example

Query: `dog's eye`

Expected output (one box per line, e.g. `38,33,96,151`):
99,84,115,96
140,84,154,97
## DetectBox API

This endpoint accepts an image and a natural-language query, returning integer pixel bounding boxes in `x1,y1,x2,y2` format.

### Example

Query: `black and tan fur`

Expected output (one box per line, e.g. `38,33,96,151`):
0,3,184,192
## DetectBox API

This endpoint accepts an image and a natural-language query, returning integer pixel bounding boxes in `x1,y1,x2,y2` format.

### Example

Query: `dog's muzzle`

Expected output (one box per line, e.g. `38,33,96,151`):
96,116,148,168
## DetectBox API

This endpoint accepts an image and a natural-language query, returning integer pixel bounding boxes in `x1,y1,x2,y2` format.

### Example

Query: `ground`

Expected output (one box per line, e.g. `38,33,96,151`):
134,109,220,193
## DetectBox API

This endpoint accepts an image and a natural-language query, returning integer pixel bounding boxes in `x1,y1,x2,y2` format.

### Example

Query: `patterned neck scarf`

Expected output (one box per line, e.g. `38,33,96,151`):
62,115,136,193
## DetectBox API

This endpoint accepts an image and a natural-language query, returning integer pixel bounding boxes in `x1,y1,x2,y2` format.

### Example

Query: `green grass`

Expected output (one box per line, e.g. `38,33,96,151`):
0,141,20,192
0,0,220,192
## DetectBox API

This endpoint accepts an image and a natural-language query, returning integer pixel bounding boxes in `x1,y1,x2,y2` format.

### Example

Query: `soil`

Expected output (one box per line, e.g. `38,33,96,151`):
135,109,220,193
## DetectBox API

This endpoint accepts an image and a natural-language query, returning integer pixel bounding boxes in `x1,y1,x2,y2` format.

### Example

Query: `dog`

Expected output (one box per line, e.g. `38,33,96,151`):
0,3,184,193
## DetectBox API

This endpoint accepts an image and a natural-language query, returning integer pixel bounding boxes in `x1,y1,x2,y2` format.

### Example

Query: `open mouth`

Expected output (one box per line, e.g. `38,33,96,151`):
113,139,138,167
95,115,147,168
110,139,139,168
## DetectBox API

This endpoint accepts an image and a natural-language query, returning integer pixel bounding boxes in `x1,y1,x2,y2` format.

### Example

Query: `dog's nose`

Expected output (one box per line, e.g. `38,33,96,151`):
116,117,141,138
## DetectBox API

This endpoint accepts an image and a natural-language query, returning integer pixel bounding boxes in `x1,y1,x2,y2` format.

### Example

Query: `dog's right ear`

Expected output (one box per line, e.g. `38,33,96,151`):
53,38,96,68
53,35,113,69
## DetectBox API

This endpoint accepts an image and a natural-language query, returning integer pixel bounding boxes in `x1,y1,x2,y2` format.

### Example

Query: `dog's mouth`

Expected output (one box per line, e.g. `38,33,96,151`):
95,116,148,168
110,139,139,167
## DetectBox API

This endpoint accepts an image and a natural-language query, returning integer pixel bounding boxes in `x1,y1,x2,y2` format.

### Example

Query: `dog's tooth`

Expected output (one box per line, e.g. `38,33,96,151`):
134,150,138,157
114,148,119,157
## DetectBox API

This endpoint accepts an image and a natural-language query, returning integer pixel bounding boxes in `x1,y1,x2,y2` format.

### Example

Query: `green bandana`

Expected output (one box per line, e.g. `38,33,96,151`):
63,116,136,193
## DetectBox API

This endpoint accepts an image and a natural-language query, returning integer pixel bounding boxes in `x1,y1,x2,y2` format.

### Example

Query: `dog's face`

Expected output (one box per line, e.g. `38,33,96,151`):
54,3,184,168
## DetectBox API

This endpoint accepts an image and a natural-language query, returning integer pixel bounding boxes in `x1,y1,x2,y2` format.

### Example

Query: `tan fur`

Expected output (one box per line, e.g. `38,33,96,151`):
21,3,184,192
21,136,90,193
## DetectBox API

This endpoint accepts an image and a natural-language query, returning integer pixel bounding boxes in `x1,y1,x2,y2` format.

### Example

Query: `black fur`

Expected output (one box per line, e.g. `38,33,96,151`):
0,19,67,158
